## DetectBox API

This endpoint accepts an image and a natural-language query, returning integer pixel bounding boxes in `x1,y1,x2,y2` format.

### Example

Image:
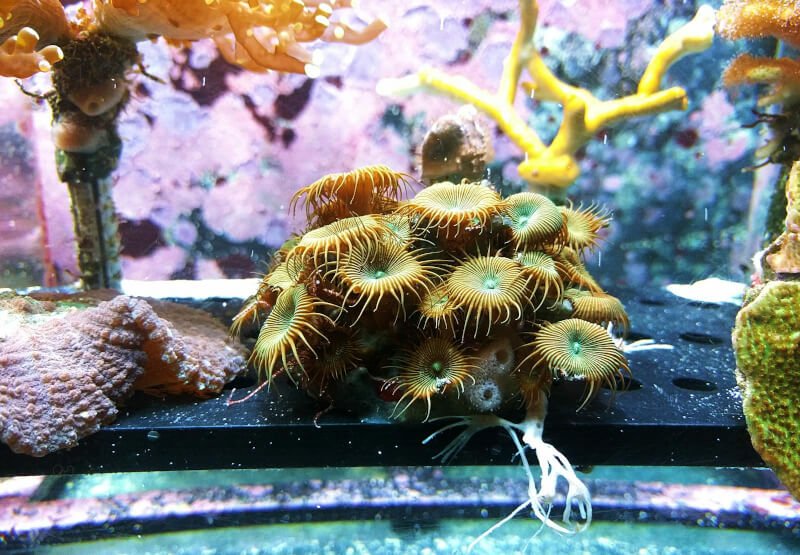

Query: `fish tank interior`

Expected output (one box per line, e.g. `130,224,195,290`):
2,0,800,553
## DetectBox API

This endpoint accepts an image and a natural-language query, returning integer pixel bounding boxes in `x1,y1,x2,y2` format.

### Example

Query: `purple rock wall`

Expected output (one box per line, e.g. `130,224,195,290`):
0,0,762,288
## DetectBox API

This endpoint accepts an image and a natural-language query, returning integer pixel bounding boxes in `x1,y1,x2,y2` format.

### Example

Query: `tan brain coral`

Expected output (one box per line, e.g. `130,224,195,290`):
130,298,249,397
0,293,247,456
0,295,150,456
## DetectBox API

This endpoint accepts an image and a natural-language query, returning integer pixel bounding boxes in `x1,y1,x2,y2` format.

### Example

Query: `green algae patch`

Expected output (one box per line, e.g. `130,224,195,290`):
733,280,800,498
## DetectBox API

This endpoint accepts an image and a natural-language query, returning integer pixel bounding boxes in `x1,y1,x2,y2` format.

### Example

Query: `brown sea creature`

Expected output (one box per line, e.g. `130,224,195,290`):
446,254,530,339
515,250,566,309
565,289,630,334
556,247,604,292
290,165,413,227
419,105,494,184
331,239,440,324
290,215,389,269
503,192,566,249
248,284,335,384
305,329,365,396
561,204,610,253
416,283,459,331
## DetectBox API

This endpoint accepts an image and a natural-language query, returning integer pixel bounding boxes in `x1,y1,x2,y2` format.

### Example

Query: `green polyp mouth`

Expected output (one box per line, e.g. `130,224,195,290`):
367,268,388,280
569,341,582,356
517,205,534,221
431,361,444,374
483,276,499,290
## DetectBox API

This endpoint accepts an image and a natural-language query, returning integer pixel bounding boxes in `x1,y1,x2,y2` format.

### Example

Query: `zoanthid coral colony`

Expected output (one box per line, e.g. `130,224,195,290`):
233,165,631,538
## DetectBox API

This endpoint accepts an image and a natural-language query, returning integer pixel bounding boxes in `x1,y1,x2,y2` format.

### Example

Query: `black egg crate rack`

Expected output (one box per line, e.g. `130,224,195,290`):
0,287,761,476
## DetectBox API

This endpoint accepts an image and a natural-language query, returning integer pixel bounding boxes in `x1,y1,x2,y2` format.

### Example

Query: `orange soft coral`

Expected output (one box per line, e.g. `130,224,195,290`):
719,1,800,161
717,0,800,49
0,0,70,45
718,1,800,102
0,26,62,77
1,0,386,77
0,0,69,77
93,0,387,76
723,54,800,107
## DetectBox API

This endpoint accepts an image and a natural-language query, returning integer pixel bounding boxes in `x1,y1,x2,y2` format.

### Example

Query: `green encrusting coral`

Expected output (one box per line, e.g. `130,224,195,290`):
733,280,800,499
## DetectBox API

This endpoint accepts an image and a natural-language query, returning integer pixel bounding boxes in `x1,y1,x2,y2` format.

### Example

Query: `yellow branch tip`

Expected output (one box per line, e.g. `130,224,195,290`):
638,5,716,95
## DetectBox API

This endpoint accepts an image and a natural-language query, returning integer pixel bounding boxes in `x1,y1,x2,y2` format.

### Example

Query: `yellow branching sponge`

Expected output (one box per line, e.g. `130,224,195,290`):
377,0,714,189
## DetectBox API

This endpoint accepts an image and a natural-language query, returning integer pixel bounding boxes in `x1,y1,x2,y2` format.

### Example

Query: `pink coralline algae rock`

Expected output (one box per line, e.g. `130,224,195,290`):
121,245,188,281
201,166,292,245
6,4,486,283
0,81,52,282
690,90,753,171
538,0,652,48
0,79,77,285
5,0,705,287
